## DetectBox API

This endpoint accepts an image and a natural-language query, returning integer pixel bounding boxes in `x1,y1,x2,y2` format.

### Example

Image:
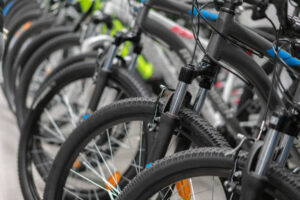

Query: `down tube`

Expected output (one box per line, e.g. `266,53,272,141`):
220,42,282,111
142,17,192,64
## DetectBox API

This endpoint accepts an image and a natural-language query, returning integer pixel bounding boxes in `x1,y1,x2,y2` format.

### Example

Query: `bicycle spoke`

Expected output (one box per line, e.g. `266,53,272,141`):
63,187,84,200
44,108,66,140
59,94,78,128
189,178,196,200
123,123,140,174
106,129,117,173
138,121,144,173
69,169,118,197
37,123,64,142
211,176,215,200
93,139,121,194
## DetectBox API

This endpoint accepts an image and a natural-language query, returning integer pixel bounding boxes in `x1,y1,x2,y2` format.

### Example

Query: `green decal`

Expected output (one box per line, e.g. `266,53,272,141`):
100,18,154,80
77,0,102,13
136,55,154,80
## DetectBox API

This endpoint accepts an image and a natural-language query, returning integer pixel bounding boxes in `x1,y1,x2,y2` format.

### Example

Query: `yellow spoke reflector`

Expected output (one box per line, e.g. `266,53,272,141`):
175,179,191,200
105,171,121,190
72,159,81,169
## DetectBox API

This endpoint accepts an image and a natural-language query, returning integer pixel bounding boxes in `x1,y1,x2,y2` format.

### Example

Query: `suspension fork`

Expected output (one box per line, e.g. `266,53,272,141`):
255,114,299,173
86,44,118,113
193,88,207,114
239,82,300,199
241,112,298,200
192,58,221,113
277,134,293,166
128,45,143,72
86,31,142,114
146,57,219,163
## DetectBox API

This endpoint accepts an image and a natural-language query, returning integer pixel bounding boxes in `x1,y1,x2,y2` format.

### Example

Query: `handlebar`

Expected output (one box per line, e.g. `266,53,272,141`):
142,0,218,21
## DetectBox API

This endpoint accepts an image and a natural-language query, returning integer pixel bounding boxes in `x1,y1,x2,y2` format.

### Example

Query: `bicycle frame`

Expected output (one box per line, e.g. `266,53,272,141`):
84,0,214,113
159,1,298,199
206,0,299,176
89,0,298,182
142,0,289,161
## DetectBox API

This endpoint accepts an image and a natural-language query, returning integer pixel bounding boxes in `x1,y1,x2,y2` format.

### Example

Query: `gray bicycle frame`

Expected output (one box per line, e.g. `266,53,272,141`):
205,2,295,175
143,0,283,108
148,0,298,175
105,0,281,107
106,0,293,158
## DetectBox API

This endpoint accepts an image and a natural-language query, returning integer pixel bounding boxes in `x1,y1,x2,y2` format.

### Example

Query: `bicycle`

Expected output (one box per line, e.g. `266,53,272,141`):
41,0,300,199
16,0,217,199
108,0,300,199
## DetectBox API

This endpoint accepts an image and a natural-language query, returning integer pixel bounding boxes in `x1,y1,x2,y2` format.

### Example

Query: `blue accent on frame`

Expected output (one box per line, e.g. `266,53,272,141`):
83,113,90,120
188,8,218,21
140,0,145,2
266,47,300,67
145,162,152,168
285,57,300,66
4,0,14,16
266,48,275,58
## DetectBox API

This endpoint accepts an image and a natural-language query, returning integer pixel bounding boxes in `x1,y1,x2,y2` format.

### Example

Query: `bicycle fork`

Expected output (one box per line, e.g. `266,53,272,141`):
147,57,219,164
85,32,141,115
240,112,298,200
86,44,118,113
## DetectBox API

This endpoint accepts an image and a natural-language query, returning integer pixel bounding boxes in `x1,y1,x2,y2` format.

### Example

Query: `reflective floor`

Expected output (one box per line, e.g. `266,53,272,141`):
0,90,23,199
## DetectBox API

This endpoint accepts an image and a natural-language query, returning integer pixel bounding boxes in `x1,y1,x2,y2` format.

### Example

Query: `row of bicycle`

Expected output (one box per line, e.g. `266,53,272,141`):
1,0,300,199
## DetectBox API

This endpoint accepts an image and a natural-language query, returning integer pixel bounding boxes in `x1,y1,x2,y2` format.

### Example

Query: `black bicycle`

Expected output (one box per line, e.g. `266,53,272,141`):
16,1,222,200
40,0,300,199
105,0,300,199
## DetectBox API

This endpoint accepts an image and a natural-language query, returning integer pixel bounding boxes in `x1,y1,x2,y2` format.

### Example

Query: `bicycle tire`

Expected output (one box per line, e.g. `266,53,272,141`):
114,147,300,200
4,0,38,26
18,61,151,200
6,25,71,111
11,25,72,89
41,97,229,199
5,2,39,28
4,9,41,59
3,17,56,110
15,33,80,127
38,51,98,84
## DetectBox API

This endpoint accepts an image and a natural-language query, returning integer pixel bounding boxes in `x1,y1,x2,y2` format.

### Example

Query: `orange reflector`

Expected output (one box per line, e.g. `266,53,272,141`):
45,67,52,75
72,159,81,169
175,179,191,200
14,22,32,38
105,171,121,190
22,22,32,31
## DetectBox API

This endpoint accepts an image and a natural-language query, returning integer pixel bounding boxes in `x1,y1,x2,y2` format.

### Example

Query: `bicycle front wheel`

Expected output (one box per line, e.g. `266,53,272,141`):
18,60,151,200
43,98,229,200
115,147,300,200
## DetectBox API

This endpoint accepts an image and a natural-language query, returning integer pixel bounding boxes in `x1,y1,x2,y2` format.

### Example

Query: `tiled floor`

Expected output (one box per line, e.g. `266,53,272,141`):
0,90,23,199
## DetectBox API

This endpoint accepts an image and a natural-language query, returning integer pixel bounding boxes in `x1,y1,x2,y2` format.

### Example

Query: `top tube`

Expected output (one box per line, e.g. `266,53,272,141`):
141,0,218,21
266,47,300,67
144,0,300,68
188,7,218,20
